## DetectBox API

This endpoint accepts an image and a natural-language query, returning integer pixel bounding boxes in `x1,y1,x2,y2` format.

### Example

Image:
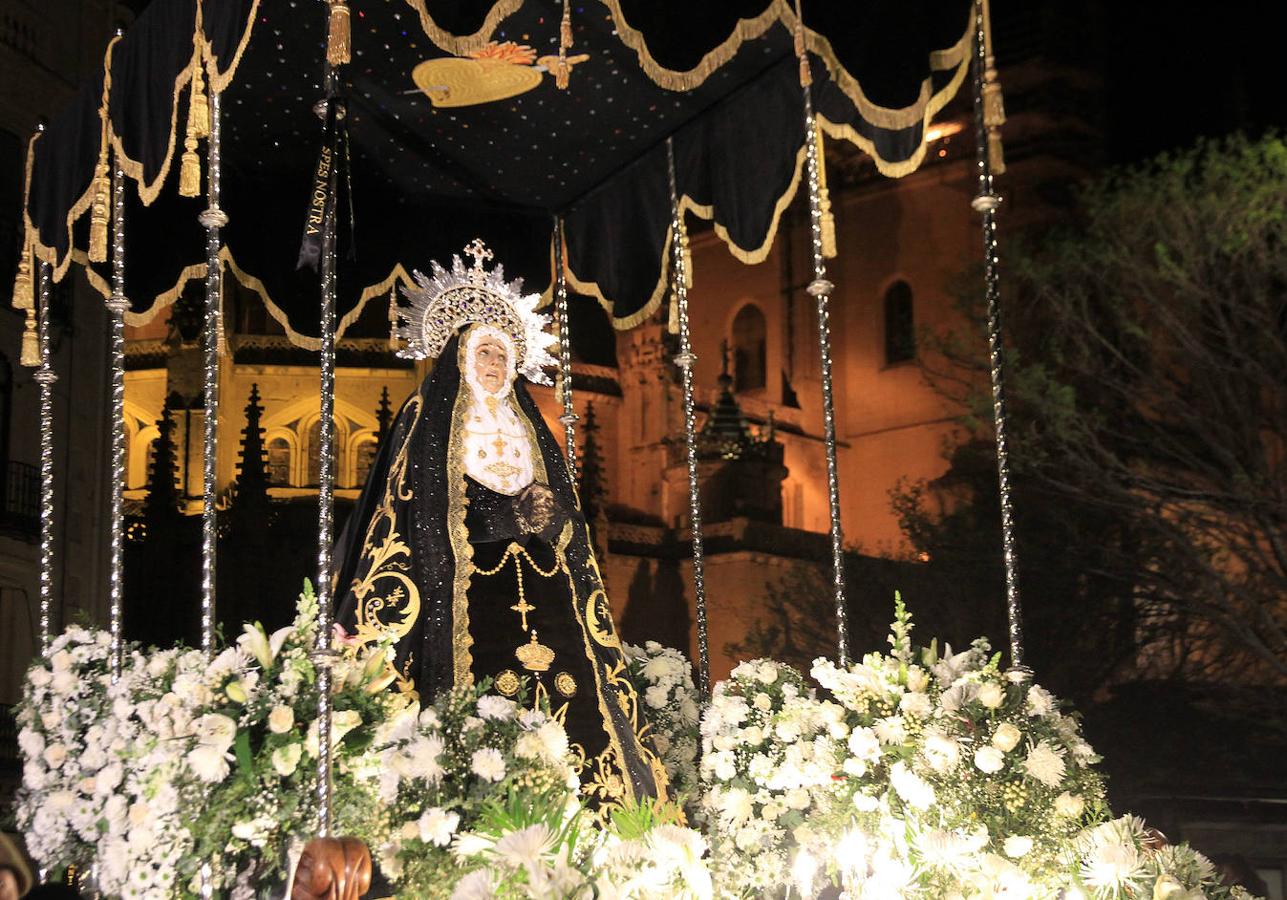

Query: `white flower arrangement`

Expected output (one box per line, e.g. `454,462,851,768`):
16,584,403,899
622,641,701,809
17,589,1256,900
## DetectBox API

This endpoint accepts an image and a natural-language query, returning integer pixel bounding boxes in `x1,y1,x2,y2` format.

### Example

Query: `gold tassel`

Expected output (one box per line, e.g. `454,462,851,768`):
988,129,1006,176
680,230,693,289
979,0,1006,174
11,246,33,311
815,123,837,258
555,0,572,90
982,76,1006,174
20,310,40,367
327,0,352,66
187,57,209,139
88,160,110,262
667,294,679,334
179,133,201,197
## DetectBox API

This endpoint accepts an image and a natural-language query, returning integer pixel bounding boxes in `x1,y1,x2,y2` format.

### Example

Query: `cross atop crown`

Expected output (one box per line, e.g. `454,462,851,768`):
463,238,494,284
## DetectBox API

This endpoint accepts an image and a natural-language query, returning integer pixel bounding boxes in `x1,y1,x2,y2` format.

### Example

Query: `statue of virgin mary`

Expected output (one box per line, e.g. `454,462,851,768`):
332,240,667,810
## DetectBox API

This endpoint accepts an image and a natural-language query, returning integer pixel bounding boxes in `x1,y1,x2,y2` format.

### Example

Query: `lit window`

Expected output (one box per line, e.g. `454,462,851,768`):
267,437,291,486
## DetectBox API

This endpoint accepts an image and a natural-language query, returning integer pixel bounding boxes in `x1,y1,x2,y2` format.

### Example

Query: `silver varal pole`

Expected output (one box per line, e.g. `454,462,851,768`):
552,216,578,475
106,156,128,681
197,87,226,658
799,74,850,666
665,138,711,698
35,260,57,656
970,0,1024,667
313,97,340,838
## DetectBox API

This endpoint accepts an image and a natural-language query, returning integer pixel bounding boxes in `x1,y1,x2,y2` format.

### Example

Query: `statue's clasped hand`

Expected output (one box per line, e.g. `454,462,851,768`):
514,482,558,535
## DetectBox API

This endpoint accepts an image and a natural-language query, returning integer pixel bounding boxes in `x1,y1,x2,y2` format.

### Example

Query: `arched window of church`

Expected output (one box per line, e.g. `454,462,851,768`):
732,304,767,393
267,437,291,486
353,437,377,489
306,418,341,486
884,280,915,364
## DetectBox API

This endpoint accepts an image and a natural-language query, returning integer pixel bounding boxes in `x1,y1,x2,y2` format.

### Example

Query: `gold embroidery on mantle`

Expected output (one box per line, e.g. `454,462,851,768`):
351,396,424,653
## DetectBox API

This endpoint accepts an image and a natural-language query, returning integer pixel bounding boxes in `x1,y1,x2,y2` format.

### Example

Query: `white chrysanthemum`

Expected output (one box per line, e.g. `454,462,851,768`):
873,716,907,746
494,823,554,870
645,684,670,709
1026,685,1056,717
1023,740,1067,787
1081,836,1145,895
470,747,506,782
449,868,496,900
716,786,754,825
416,807,460,847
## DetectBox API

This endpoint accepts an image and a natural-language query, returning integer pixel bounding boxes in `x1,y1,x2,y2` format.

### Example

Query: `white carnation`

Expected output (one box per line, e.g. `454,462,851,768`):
470,747,506,782
476,695,516,721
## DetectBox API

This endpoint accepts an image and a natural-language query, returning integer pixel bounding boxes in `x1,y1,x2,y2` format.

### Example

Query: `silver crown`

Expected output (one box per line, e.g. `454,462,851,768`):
395,239,557,385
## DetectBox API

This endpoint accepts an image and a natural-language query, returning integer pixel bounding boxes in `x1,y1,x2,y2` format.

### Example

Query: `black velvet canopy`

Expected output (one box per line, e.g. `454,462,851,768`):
15,0,973,344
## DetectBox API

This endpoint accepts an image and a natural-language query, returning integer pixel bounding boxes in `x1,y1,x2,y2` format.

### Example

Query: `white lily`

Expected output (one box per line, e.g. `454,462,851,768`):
238,622,293,670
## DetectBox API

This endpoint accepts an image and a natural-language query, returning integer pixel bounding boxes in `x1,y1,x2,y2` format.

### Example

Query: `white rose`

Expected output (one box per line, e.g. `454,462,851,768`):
268,705,295,734
973,746,1005,774
41,709,63,730
991,723,1022,753
272,743,303,777
189,744,232,783
752,692,773,712
43,743,67,768
50,650,73,672
977,682,1005,709
785,788,811,810
741,726,764,745
28,667,52,688
51,670,78,695
755,662,779,684
1003,836,1033,858
1054,792,1084,818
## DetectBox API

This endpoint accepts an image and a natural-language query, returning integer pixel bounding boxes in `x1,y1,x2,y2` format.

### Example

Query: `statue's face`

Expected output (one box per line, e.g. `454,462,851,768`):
473,337,509,394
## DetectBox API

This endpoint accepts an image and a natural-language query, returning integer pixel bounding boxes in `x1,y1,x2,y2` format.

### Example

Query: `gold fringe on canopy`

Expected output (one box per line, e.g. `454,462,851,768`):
327,0,352,66
400,0,523,57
